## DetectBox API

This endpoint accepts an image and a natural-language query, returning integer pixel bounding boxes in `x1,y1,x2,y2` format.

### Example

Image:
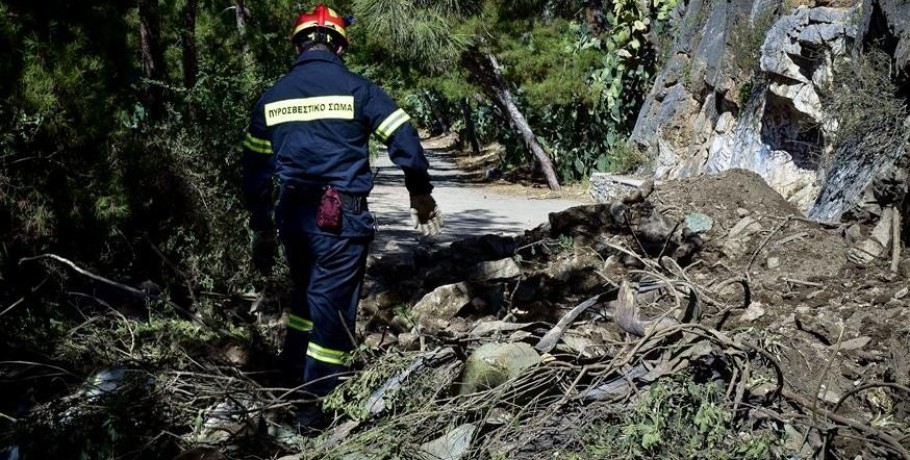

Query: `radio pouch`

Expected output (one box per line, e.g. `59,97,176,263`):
316,186,343,233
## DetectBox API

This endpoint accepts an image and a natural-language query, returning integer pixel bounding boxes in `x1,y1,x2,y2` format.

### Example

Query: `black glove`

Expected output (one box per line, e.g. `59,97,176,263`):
251,229,278,276
409,194,443,237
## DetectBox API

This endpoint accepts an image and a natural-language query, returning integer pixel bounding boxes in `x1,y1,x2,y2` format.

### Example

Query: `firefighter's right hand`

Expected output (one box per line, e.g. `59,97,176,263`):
251,229,278,276
409,194,443,237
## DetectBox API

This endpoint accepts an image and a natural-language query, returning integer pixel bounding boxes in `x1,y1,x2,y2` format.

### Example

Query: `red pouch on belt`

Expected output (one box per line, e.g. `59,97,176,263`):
316,186,343,233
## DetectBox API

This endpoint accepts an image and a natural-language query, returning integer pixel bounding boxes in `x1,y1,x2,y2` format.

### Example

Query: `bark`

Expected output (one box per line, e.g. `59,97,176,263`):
138,0,167,117
485,53,561,190
422,91,450,135
182,0,198,89
586,0,607,39
461,99,481,156
235,0,251,57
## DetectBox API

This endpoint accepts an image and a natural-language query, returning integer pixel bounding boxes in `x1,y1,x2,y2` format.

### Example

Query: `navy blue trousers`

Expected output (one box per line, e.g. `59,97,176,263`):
277,187,373,397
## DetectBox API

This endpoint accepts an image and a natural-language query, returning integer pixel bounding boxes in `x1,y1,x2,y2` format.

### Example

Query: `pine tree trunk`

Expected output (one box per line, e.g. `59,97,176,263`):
461,99,481,156
182,0,198,89
423,90,450,135
586,0,607,39
138,0,166,117
235,0,251,57
486,53,560,191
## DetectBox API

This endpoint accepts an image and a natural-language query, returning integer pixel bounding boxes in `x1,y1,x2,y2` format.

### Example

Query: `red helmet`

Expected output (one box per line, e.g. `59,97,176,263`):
292,4,350,47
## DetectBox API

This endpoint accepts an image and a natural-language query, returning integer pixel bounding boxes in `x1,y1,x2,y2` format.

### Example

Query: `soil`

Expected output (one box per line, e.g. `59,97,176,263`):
360,158,910,457
654,170,910,429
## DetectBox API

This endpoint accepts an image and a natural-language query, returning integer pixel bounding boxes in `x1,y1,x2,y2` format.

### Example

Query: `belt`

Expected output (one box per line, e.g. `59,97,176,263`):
281,184,368,214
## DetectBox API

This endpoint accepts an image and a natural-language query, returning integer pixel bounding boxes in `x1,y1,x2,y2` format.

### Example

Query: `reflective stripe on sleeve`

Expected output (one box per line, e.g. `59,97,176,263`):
243,133,272,155
287,313,313,332
374,109,410,142
306,342,350,365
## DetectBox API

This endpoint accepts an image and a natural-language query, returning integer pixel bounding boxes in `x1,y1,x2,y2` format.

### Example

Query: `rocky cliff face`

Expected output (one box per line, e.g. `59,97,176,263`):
630,0,909,222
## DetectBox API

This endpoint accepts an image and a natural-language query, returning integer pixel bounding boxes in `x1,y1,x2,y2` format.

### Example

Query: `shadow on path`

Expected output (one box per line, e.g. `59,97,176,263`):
368,148,583,255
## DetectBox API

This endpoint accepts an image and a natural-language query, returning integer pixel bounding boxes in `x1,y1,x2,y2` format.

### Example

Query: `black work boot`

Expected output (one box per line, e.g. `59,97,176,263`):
295,403,328,436
278,331,308,388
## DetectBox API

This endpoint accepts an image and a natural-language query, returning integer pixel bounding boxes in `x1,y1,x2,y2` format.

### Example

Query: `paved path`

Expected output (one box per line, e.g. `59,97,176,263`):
368,148,585,254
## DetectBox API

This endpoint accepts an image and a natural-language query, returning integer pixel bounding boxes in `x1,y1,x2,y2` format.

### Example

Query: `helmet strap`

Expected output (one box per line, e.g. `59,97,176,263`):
296,29,341,55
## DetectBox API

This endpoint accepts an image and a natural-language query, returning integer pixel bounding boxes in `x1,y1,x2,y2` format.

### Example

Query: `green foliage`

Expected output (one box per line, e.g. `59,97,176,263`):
579,376,778,459
492,0,675,180
825,49,907,149
12,376,177,460
821,48,909,173
347,0,675,182
353,0,470,73
729,4,778,74
323,350,432,421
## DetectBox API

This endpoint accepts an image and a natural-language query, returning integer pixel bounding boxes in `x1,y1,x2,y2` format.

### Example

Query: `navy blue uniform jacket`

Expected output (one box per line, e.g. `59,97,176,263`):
241,50,432,237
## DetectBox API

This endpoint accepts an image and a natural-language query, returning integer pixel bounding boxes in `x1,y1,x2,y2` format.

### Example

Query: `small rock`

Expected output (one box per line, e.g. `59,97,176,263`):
728,216,762,239
374,290,403,309
840,362,862,380
871,207,894,248
383,240,406,254
685,213,714,234
416,424,476,460
468,258,522,281
390,315,413,333
721,238,748,257
838,336,871,351
895,287,909,299
738,303,766,322
848,239,884,264
198,398,258,444
817,385,842,405
412,283,473,329
364,333,396,349
736,208,750,218
639,209,677,244
603,255,622,271
783,424,815,459
622,253,646,269
766,257,781,270
844,224,863,244
459,343,540,394
589,174,645,203
397,332,420,350
805,289,825,300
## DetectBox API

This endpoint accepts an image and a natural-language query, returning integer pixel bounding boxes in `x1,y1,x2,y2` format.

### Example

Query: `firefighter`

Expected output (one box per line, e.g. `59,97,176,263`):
240,4,443,432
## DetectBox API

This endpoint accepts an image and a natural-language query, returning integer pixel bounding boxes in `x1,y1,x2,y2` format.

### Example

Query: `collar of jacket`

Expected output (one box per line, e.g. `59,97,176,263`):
292,50,345,69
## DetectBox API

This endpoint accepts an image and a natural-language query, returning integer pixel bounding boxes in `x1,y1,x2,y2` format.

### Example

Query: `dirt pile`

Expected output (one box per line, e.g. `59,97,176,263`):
336,168,910,459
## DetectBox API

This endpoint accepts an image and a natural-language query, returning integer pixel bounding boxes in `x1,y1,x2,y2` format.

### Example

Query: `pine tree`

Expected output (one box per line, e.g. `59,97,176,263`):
353,0,563,190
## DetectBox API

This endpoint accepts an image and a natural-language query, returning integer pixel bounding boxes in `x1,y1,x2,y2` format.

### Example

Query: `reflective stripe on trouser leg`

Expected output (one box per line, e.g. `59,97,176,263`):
288,313,313,332
303,233,370,397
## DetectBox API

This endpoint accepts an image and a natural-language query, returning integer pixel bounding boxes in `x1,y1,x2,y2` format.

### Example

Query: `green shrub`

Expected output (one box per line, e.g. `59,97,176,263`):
579,375,778,459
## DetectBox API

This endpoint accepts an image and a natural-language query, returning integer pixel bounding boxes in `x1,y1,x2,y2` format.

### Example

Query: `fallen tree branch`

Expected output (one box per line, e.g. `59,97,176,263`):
19,254,148,299
747,217,791,275
0,360,81,380
832,381,910,414
773,232,810,248
535,290,616,353
0,297,25,317
782,278,824,288
780,387,910,460
892,208,902,274
18,253,201,321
